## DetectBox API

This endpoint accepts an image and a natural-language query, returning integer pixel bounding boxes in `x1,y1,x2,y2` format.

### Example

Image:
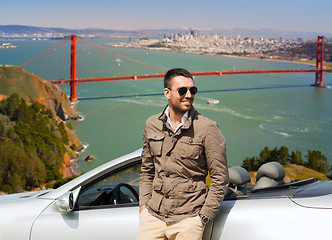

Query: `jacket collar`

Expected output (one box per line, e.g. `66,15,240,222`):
158,105,197,132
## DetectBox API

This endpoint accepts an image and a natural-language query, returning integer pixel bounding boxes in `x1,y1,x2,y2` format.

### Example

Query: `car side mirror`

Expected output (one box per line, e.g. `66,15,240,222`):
56,186,81,212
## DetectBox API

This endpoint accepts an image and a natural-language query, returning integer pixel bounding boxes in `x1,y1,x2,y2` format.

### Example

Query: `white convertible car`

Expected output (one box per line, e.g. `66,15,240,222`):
1,149,332,240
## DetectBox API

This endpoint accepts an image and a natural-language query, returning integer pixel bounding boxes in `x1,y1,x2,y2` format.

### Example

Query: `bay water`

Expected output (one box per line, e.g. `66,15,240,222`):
1,38,331,173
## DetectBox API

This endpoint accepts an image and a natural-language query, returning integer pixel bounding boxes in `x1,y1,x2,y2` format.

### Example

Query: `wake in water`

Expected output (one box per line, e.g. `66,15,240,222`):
195,97,254,119
272,115,284,120
259,124,291,137
273,131,291,137
259,122,310,137
113,97,167,107
197,104,253,120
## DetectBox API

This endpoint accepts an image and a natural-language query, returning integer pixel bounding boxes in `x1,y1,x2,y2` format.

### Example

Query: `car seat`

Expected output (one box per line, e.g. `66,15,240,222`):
227,166,251,196
252,162,285,191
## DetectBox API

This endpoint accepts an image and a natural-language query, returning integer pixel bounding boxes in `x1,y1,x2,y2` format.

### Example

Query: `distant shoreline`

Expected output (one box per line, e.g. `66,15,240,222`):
106,40,326,68
114,42,322,68
220,54,317,67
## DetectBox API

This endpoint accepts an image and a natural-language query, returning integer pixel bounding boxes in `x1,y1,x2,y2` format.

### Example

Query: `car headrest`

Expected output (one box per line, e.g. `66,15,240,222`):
256,162,285,182
229,166,251,185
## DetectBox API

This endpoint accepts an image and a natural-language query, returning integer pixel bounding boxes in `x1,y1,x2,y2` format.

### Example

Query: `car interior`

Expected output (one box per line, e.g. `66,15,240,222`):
74,159,317,209
76,162,141,209
226,161,317,198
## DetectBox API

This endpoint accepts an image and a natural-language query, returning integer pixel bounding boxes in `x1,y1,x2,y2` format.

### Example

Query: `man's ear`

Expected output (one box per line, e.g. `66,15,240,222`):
164,88,171,100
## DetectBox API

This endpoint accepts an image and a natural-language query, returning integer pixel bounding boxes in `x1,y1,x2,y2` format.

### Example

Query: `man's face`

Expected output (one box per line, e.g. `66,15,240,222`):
164,76,195,114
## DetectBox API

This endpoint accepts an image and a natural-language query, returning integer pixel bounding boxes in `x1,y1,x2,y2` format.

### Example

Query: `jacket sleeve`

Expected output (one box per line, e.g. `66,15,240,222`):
139,123,155,207
200,121,229,220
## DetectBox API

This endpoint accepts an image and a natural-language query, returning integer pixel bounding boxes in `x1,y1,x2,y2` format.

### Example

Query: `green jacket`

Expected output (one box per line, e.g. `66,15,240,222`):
139,106,229,223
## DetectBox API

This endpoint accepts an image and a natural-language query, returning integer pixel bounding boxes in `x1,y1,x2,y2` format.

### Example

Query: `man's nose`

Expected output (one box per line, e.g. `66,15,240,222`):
184,89,192,98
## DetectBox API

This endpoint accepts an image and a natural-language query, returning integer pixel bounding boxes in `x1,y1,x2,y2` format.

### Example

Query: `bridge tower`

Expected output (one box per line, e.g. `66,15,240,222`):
70,35,77,102
313,36,325,87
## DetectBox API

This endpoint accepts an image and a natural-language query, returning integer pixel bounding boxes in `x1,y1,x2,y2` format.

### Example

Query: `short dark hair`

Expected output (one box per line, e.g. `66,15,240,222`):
164,68,193,88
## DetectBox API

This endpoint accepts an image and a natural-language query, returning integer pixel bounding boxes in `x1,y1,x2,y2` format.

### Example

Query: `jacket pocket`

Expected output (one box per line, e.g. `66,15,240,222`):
171,181,207,215
152,178,163,192
148,179,163,212
148,134,164,156
180,138,202,160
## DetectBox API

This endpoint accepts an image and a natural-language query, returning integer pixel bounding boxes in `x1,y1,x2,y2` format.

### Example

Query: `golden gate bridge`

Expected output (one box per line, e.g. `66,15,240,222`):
20,35,332,102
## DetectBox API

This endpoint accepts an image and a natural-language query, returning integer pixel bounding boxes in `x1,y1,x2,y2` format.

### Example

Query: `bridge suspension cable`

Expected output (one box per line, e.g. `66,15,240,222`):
19,35,170,71
77,36,170,71
19,36,71,67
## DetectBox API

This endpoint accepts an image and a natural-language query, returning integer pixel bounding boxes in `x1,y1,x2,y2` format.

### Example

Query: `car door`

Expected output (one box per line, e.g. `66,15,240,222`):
30,161,141,240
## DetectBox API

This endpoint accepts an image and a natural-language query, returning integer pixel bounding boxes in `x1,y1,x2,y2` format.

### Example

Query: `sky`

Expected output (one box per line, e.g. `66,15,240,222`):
1,0,332,33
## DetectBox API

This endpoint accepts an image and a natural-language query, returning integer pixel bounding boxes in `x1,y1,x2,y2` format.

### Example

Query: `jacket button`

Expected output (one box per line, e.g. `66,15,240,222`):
165,214,169,218
166,173,170,177
189,139,193,143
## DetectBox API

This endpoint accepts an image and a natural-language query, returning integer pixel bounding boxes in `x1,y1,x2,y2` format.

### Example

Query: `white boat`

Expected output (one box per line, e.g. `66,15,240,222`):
0,43,18,49
207,99,219,104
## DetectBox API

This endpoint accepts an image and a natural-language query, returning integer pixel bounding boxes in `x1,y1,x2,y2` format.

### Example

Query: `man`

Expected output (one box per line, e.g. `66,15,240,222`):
137,68,229,240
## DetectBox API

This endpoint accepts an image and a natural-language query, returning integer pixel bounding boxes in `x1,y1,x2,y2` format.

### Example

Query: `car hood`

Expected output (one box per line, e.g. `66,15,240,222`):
0,189,52,203
289,181,332,209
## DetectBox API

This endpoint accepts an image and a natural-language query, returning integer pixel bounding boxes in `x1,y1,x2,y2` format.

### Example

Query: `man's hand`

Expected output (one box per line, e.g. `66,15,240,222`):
139,205,147,214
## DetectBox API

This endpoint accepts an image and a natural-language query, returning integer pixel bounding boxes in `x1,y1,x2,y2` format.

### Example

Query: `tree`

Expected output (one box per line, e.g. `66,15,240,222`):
306,150,328,174
276,146,289,165
58,122,69,144
290,149,303,165
0,93,21,117
0,93,70,193
0,142,27,193
259,146,289,165
259,146,271,163
242,156,260,171
241,146,328,176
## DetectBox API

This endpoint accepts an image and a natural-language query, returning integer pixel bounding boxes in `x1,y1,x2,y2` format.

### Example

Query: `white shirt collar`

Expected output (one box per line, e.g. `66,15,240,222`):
165,106,189,133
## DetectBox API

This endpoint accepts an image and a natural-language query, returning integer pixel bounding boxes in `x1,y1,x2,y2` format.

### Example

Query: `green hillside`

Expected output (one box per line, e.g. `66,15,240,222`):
0,65,79,120
0,66,40,98
0,66,82,194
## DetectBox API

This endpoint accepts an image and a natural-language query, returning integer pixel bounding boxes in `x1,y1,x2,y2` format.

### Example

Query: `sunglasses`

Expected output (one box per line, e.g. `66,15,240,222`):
169,86,198,96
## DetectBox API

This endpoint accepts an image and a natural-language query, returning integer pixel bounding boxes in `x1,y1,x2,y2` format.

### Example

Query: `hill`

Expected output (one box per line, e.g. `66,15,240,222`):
274,41,332,62
0,66,82,193
0,65,79,121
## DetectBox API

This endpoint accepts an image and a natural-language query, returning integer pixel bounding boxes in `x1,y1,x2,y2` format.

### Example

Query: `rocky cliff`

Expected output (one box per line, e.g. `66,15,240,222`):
0,65,79,120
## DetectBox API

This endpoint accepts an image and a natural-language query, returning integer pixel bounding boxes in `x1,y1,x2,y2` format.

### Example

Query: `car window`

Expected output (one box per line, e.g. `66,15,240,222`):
76,162,140,209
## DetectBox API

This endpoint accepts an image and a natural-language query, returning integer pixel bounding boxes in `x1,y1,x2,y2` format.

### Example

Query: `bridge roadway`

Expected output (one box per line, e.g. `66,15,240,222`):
50,69,332,84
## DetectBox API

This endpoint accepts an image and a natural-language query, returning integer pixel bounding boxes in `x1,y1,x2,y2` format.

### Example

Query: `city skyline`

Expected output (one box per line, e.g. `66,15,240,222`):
2,0,332,34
